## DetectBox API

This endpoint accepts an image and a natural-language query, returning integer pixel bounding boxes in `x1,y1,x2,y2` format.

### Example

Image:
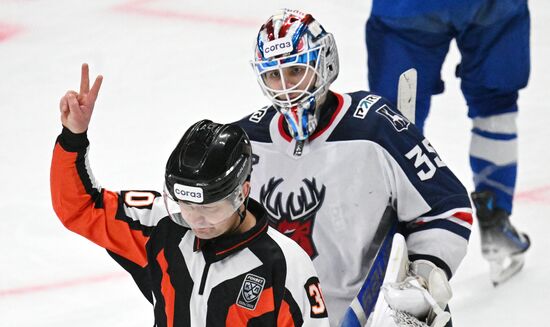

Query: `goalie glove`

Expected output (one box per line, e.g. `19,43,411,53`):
382,260,452,327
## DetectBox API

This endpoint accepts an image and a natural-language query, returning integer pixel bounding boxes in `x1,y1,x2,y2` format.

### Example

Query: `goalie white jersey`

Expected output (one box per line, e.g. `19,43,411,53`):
235,91,472,325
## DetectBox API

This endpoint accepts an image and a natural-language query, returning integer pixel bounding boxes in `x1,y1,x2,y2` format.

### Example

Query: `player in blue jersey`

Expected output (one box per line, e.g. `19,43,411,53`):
236,8,472,326
366,0,530,285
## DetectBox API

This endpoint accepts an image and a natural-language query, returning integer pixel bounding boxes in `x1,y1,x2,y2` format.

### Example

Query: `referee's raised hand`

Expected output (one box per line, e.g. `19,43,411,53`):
60,63,103,134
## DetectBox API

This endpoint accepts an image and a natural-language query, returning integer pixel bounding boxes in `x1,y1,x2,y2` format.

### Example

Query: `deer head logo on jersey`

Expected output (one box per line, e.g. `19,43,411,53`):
259,177,326,258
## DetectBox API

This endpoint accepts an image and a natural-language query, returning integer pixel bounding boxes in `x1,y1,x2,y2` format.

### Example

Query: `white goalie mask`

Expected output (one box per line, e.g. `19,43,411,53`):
251,9,339,141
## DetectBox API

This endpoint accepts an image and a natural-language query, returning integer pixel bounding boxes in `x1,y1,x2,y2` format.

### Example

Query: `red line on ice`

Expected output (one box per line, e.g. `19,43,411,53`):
113,0,260,28
0,22,23,42
0,272,127,297
516,185,550,204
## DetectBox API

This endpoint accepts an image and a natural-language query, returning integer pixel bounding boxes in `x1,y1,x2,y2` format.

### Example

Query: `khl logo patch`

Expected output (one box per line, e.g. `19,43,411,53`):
236,274,266,310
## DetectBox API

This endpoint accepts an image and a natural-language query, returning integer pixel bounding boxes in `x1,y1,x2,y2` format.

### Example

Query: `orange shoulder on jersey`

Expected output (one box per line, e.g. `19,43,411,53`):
50,142,148,267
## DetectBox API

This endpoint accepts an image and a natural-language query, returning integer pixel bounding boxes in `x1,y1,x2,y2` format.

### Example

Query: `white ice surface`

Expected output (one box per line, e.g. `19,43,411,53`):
1,0,548,326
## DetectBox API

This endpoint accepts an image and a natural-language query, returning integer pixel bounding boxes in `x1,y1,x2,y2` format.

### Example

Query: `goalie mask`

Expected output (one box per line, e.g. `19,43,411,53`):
251,9,339,141
164,120,252,235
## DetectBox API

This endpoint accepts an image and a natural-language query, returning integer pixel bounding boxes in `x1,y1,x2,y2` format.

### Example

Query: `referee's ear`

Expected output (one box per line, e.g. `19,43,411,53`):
242,181,251,199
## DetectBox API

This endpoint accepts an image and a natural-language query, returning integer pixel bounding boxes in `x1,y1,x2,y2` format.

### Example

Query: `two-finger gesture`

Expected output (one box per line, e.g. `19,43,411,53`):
60,63,103,133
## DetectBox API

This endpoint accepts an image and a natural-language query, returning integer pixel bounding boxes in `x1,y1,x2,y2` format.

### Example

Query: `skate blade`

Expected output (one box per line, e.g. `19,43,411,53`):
489,254,525,286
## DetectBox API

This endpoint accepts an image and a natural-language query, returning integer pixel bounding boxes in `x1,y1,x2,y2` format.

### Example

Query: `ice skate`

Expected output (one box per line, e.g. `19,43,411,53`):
471,191,530,286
